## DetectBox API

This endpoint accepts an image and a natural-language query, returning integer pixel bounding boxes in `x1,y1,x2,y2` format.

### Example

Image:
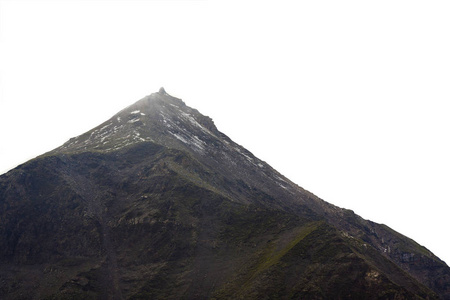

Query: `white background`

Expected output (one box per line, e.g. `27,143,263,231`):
1,0,449,264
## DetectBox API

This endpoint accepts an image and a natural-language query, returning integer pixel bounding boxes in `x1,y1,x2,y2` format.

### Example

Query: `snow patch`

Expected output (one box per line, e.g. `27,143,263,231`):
275,175,287,183
99,123,112,132
169,131,206,153
160,112,174,127
278,183,288,190
172,133,188,144
191,135,206,150
128,118,140,124
180,112,209,133
274,175,291,191
234,146,254,163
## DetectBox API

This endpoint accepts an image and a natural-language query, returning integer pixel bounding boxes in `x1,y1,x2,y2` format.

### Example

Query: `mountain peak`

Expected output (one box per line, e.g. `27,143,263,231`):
159,86,168,95
50,89,220,156
2,90,449,299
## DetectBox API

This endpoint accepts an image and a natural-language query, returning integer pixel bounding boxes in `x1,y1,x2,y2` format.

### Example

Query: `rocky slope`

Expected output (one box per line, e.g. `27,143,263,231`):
0,88,448,299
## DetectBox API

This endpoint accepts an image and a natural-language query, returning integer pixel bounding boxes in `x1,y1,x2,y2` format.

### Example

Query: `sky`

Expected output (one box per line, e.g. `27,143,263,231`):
0,0,449,264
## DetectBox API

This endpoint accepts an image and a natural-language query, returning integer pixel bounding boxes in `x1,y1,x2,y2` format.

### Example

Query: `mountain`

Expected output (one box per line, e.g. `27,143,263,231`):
0,88,449,299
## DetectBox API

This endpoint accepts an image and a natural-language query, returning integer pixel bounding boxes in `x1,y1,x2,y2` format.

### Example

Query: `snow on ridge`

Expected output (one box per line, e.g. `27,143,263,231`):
169,130,206,154
180,111,207,132
58,107,160,154
273,174,294,192
234,146,254,163
159,109,213,154
159,108,216,140
274,175,287,183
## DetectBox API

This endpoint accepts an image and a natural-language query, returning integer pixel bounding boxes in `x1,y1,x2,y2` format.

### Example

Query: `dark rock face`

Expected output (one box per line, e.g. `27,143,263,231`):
0,90,449,299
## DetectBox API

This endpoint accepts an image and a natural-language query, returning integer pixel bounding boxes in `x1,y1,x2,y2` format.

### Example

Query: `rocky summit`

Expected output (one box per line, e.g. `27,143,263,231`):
0,89,449,299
